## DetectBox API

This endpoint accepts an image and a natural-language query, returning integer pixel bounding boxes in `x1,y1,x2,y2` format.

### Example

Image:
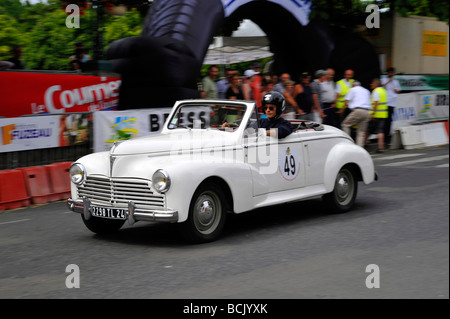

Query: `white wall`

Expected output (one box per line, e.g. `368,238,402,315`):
392,14,449,74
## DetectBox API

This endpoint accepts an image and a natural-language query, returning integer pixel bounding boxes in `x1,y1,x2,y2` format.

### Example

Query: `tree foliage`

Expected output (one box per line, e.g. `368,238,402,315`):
0,0,447,71
0,0,146,70
310,0,448,29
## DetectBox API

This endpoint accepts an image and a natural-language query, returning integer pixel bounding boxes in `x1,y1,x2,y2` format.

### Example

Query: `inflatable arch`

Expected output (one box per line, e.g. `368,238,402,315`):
107,0,380,109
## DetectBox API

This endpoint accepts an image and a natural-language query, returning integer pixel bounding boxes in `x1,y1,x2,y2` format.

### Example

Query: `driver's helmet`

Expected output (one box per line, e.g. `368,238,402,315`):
261,91,286,118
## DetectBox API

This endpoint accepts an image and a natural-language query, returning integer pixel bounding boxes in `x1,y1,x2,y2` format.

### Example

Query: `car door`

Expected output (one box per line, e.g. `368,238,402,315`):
243,107,306,196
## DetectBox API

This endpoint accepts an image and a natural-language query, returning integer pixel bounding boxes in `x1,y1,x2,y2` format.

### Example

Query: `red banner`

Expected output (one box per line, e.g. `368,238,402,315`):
0,72,121,118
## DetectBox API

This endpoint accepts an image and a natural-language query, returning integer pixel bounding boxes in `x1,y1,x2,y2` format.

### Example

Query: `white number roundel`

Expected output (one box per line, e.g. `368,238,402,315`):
278,146,299,181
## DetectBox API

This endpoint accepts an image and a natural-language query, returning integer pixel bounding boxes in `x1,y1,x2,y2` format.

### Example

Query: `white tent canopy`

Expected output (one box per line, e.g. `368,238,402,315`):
203,36,273,65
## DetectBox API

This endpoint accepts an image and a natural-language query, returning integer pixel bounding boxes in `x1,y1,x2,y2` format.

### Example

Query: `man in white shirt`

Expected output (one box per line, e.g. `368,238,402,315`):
320,68,337,126
337,81,371,147
381,67,401,148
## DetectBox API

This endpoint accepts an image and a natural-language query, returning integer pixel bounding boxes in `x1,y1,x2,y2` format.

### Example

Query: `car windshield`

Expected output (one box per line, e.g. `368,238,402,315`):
167,103,248,131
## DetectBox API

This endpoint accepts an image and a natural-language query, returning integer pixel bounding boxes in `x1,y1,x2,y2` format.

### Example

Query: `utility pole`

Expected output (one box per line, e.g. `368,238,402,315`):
91,0,105,61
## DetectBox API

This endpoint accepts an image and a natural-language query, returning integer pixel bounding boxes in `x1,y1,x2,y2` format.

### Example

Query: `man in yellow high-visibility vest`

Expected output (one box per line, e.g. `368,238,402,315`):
335,69,355,128
369,78,388,153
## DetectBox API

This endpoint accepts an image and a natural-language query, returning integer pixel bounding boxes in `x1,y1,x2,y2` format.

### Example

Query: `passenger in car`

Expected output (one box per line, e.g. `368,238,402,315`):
260,91,293,138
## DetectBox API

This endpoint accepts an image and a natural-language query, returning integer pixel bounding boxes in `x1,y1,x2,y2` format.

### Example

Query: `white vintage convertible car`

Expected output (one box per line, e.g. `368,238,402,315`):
68,99,377,243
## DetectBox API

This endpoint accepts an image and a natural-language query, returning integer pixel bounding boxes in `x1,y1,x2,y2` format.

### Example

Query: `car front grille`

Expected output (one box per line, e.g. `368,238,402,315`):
77,176,165,209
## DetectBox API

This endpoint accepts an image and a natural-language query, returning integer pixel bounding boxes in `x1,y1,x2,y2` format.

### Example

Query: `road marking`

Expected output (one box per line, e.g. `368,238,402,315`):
374,153,425,161
0,218,30,226
380,155,449,167
435,163,449,168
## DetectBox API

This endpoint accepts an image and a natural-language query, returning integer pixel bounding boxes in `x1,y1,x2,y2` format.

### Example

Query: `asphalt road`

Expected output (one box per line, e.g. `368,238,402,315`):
0,145,448,300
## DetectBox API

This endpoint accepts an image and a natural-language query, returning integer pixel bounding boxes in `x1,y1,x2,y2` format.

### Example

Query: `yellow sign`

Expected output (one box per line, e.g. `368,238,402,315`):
422,31,447,56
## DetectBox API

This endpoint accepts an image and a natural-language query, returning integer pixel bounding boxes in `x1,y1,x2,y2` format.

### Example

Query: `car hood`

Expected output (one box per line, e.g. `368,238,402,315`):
110,130,240,156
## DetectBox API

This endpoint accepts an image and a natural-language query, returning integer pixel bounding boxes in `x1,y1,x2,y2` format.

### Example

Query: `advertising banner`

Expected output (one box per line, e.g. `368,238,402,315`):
0,113,92,153
93,107,208,152
382,75,449,91
0,116,59,153
0,72,121,118
59,113,91,147
416,91,449,122
392,93,418,132
392,90,449,133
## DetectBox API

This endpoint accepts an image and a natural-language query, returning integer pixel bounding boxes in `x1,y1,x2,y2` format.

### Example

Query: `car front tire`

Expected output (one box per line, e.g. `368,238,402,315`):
179,182,227,243
323,167,358,213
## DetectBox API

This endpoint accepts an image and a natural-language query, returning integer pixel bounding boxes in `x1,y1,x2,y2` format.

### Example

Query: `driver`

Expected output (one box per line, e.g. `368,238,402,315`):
260,91,293,138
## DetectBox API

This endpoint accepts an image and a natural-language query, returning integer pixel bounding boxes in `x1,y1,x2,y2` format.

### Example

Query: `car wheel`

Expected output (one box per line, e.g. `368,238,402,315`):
323,167,358,213
81,215,125,235
179,183,227,243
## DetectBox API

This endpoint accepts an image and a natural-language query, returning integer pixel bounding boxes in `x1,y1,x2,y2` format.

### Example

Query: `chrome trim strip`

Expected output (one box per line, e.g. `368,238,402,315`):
128,201,136,225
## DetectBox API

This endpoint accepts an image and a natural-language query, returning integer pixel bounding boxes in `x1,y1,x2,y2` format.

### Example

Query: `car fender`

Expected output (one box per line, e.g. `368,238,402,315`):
157,158,254,223
323,142,376,192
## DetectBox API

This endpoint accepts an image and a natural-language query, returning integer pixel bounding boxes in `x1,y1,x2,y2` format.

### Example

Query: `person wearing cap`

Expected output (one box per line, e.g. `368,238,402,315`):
337,81,371,147
242,69,258,101
259,91,293,138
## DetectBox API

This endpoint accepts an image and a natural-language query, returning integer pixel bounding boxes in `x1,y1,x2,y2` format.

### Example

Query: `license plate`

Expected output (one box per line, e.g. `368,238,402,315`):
90,205,127,220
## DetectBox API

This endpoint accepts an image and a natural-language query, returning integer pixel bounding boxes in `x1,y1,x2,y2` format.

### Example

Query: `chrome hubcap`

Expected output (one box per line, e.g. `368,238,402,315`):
193,192,221,234
337,176,350,199
336,171,353,205
199,200,214,225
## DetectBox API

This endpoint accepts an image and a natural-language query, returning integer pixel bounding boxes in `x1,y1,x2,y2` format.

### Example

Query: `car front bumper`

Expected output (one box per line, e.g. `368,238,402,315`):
67,198,179,224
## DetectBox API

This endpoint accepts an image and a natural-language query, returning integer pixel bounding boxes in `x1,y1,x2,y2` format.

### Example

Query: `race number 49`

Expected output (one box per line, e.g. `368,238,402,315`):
279,147,299,181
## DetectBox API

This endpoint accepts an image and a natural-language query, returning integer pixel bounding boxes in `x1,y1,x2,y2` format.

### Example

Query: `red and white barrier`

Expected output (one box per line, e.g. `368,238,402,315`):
0,162,72,211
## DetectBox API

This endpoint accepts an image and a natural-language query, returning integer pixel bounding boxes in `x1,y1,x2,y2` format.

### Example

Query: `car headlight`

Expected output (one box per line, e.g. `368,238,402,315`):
152,169,171,193
69,163,86,185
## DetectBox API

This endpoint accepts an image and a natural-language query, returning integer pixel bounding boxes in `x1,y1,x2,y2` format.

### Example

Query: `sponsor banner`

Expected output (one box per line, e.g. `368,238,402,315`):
381,75,449,91
416,91,449,122
392,93,417,132
392,90,449,133
0,72,121,118
221,0,311,26
0,116,59,153
59,113,91,147
93,107,208,152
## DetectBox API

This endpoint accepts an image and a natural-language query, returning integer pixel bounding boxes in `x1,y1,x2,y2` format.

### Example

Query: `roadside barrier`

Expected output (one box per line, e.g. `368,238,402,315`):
20,166,55,204
46,162,72,201
421,122,449,147
396,122,449,149
0,169,31,210
0,161,73,211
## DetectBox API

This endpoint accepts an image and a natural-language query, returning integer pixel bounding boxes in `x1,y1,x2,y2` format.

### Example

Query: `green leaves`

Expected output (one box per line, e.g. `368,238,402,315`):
0,0,146,70
309,0,448,29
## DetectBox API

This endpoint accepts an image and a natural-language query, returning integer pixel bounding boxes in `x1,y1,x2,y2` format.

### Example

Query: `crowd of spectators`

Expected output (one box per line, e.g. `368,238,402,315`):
200,63,400,151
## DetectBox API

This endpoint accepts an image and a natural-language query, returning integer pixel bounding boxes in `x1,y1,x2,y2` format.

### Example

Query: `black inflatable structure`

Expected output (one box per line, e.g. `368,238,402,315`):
106,0,380,109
